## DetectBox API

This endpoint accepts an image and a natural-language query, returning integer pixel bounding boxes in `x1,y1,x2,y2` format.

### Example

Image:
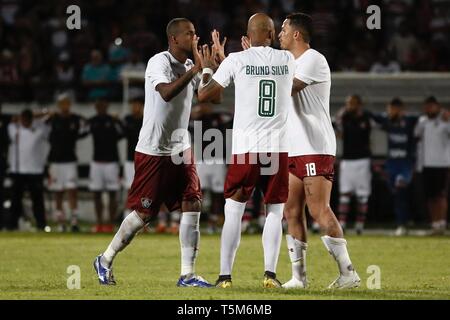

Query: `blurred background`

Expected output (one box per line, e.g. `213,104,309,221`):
0,0,449,235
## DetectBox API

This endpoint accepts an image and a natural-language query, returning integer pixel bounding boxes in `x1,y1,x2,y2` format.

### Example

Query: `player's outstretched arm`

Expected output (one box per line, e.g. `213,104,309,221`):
197,45,223,104
155,36,203,102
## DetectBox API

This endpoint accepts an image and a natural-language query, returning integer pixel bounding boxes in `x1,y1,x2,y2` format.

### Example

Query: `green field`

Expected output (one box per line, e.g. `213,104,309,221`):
0,232,449,300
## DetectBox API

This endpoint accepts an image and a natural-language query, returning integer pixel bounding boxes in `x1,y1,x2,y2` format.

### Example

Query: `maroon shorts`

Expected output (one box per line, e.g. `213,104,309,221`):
224,153,289,204
126,150,202,216
289,155,335,182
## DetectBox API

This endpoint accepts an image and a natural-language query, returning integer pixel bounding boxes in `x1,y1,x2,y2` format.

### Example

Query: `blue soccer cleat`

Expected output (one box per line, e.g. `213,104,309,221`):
176,274,213,288
93,254,116,285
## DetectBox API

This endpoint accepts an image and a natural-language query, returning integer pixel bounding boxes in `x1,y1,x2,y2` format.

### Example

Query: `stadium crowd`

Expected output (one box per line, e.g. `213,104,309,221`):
1,0,450,103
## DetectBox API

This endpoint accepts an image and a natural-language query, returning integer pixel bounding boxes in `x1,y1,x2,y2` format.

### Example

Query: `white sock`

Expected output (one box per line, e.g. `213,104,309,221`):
123,208,132,219
102,211,145,267
262,203,284,274
321,235,355,276
179,212,200,276
286,234,307,281
220,198,246,276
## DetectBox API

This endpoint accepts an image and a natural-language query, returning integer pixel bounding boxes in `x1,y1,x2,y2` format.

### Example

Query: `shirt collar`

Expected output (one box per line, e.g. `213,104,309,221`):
167,51,193,67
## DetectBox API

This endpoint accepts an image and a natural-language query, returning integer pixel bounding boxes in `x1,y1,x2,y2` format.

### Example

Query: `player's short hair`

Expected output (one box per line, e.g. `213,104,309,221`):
350,94,363,105
424,96,438,104
166,18,192,38
286,12,313,43
21,109,33,121
390,97,404,107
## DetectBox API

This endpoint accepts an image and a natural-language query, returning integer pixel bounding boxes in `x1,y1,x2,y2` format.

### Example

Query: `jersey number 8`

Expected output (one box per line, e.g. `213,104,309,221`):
258,80,276,117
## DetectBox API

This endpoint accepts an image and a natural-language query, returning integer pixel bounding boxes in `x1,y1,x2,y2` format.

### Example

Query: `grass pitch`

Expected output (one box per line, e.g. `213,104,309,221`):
0,232,449,300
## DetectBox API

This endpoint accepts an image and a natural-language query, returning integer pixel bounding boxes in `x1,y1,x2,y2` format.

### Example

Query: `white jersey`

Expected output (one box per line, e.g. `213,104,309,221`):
288,49,336,157
213,46,295,154
136,51,200,156
414,114,450,168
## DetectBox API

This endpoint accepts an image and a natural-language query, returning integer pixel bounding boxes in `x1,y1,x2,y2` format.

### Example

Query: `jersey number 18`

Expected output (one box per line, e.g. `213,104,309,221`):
258,80,276,117
305,163,317,176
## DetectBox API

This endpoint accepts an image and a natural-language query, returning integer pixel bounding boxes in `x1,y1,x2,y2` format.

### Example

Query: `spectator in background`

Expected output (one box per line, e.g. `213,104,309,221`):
388,20,420,70
370,50,401,73
82,50,111,101
120,51,146,100
54,52,75,96
88,99,123,233
0,103,11,229
47,93,88,232
335,95,372,235
371,98,418,235
0,49,20,101
415,96,450,235
122,97,143,219
107,36,130,85
7,109,50,231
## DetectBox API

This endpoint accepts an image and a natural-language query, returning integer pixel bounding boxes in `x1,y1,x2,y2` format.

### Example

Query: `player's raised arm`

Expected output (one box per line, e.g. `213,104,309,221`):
211,29,227,63
155,35,202,102
198,45,224,104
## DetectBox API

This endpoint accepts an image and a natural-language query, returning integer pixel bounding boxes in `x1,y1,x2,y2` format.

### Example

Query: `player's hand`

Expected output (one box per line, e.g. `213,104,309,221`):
192,35,202,73
241,36,250,50
211,29,227,63
202,44,218,71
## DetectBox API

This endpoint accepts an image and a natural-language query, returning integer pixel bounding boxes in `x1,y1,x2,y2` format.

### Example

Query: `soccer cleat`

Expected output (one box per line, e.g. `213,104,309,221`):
177,274,213,288
215,275,232,288
282,277,307,289
327,271,361,289
263,272,282,288
93,254,116,285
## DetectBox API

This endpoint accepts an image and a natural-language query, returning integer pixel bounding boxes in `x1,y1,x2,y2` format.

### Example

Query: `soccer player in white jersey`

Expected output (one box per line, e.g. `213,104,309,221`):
198,13,295,288
278,13,360,289
94,18,212,287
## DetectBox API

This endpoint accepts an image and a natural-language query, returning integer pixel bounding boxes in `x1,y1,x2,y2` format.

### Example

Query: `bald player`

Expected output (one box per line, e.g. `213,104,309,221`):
198,13,295,288
278,13,360,289
94,18,212,287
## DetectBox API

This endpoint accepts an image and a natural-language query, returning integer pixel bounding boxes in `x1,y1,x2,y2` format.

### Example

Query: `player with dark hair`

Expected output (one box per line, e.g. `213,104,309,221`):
415,96,449,235
335,94,372,235
88,99,124,233
94,18,212,287
278,12,360,289
47,93,88,232
371,98,418,236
